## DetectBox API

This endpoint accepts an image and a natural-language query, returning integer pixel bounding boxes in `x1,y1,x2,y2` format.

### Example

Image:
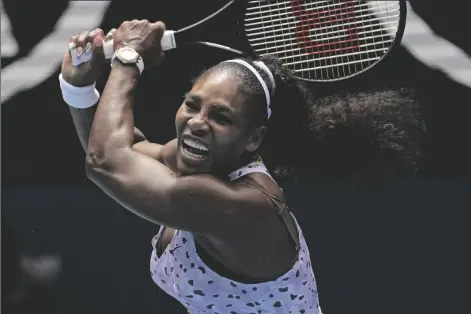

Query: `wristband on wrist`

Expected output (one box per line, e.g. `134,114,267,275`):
58,74,100,109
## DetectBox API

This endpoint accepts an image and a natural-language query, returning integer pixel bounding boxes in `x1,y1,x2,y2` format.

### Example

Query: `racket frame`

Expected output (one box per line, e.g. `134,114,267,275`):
239,0,408,83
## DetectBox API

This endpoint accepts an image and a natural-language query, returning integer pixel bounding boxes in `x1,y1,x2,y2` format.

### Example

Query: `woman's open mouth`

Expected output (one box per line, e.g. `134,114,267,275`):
182,138,211,160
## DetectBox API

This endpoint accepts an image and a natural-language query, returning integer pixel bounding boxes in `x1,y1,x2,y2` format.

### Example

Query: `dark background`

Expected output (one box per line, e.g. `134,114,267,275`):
2,1,470,313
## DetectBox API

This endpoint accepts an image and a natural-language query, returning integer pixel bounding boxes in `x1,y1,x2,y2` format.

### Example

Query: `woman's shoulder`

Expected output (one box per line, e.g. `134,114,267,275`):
159,139,178,170
243,172,286,201
131,138,177,166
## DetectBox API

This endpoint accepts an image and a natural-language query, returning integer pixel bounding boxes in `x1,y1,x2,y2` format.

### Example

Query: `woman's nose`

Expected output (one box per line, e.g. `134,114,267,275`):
187,114,209,135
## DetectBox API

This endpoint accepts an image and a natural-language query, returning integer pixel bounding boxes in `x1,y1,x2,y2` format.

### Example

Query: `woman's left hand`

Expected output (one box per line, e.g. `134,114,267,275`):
113,20,166,69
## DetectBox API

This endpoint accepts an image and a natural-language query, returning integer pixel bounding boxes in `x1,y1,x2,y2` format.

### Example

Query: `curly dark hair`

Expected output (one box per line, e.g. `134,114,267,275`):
201,55,426,184
308,89,427,184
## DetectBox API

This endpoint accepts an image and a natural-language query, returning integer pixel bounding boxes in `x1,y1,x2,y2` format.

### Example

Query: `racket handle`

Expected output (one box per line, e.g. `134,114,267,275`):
70,30,176,67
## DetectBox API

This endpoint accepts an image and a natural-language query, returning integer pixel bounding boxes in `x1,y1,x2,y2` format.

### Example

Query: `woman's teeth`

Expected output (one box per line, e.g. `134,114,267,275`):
184,138,209,151
183,139,210,158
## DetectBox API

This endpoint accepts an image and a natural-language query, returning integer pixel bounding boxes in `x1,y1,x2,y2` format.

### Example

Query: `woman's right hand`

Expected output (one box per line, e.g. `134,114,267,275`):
61,28,115,87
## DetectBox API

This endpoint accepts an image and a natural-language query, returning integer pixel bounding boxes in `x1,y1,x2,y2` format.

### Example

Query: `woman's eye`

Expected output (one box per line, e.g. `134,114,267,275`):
185,101,198,111
215,115,232,125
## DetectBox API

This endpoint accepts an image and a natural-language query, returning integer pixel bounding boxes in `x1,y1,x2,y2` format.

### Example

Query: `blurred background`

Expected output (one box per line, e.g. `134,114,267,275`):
2,1,470,313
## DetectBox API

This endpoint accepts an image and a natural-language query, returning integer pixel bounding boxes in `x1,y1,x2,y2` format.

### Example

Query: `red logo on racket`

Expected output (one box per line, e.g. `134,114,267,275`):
290,0,360,56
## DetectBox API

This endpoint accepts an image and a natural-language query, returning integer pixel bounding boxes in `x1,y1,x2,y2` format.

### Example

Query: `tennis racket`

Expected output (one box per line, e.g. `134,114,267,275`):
70,0,407,82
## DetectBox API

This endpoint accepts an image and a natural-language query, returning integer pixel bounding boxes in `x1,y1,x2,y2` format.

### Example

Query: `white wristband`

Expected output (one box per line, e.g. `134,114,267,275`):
58,74,100,109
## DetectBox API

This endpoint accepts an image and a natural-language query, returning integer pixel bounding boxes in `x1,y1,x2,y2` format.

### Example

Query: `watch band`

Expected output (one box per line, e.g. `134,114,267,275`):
111,47,145,74
134,56,144,74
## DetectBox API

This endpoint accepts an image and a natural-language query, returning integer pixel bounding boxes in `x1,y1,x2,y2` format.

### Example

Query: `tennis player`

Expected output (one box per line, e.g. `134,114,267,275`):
59,20,424,313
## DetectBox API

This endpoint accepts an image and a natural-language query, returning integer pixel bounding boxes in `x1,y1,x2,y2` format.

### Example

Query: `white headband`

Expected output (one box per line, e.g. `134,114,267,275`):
253,60,276,91
222,59,275,119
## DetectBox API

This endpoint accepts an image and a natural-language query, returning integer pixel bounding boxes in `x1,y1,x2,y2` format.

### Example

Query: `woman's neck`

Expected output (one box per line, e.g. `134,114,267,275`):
215,153,260,179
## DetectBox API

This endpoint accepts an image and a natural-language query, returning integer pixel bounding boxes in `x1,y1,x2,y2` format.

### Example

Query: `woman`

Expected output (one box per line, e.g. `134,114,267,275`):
60,20,424,313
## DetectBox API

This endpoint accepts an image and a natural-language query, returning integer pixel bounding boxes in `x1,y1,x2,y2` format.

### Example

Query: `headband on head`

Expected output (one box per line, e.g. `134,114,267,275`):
253,60,276,91
221,59,274,119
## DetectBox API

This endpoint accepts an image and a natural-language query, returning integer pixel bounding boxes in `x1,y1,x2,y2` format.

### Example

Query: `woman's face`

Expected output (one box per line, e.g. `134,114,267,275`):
175,69,264,175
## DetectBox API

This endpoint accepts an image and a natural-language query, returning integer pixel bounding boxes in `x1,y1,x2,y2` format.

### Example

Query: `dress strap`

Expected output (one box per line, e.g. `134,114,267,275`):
227,156,272,182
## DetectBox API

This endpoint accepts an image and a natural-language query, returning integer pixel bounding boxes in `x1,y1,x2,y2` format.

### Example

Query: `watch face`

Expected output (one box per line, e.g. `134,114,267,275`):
119,48,138,62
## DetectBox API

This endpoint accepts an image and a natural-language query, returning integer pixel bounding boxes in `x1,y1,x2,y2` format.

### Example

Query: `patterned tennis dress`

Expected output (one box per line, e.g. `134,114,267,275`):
150,160,321,313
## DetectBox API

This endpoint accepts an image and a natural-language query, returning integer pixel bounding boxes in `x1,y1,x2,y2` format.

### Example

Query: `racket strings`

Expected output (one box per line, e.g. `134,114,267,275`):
245,0,401,81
